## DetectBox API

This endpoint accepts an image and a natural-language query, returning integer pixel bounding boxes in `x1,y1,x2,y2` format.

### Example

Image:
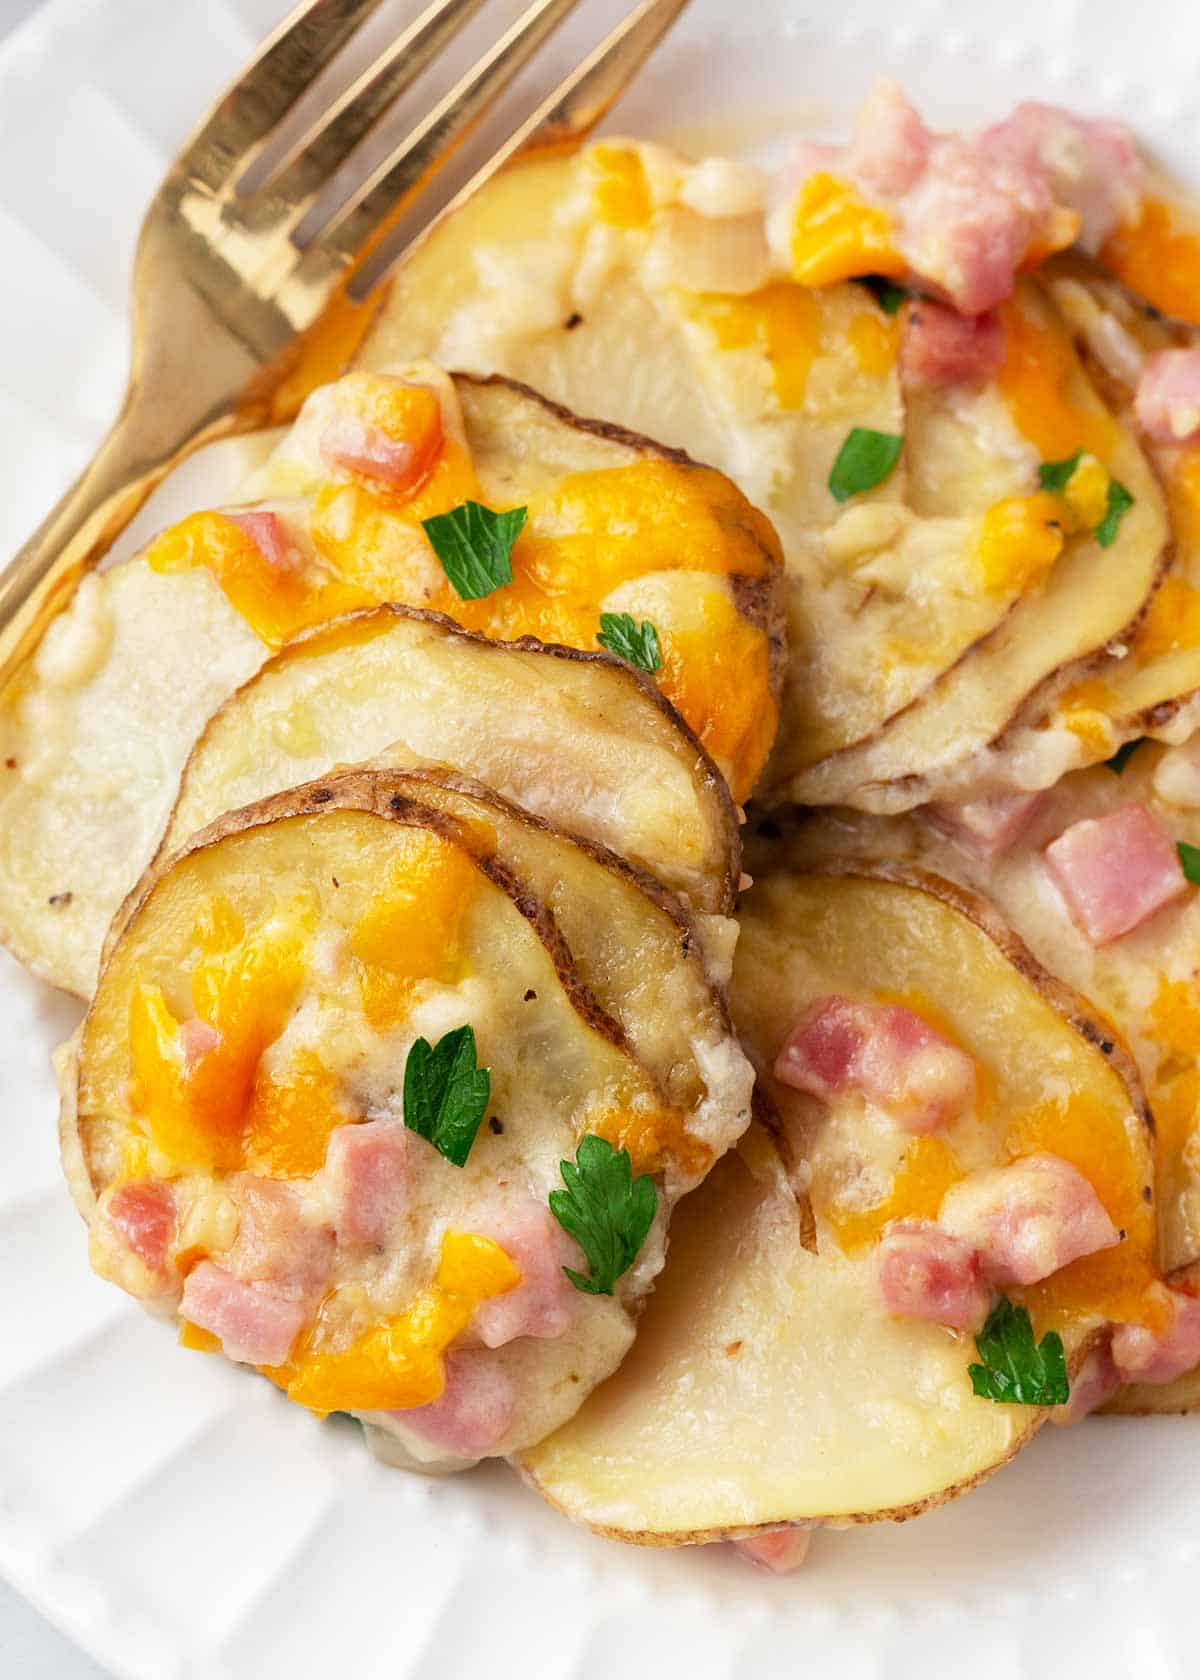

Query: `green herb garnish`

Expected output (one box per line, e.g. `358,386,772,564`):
968,1296,1069,1406
828,427,903,503
1107,738,1144,774
1038,453,1134,548
403,1025,490,1167
1038,452,1084,492
855,274,907,315
596,611,662,673
1095,479,1134,549
421,501,527,600
1178,841,1200,885
549,1134,657,1296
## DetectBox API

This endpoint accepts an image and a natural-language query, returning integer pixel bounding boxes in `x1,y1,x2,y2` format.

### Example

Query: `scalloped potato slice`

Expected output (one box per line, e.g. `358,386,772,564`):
66,771,753,1471
767,742,1200,1277
368,148,1165,810
523,867,1156,1540
155,606,738,925
0,372,776,997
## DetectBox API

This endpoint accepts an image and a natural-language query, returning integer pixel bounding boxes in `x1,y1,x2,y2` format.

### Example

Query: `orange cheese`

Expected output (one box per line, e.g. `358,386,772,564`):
281,1230,520,1413
147,511,371,648
691,282,822,408
588,143,652,230
997,300,1117,463
350,829,480,1029
1101,199,1200,330
1007,1094,1163,1332
847,307,900,376
1132,574,1200,661
789,173,905,288
824,1135,964,1251
975,492,1068,595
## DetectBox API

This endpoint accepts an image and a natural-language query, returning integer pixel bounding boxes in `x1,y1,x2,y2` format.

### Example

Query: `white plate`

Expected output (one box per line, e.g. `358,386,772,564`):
2,2,1200,1676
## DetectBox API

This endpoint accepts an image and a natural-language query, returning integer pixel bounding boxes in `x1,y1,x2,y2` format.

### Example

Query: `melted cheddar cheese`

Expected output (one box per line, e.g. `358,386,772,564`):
823,1135,964,1251
689,282,823,408
1007,1094,1163,1332
1101,199,1200,330
789,173,905,288
997,300,1117,463
278,1230,521,1413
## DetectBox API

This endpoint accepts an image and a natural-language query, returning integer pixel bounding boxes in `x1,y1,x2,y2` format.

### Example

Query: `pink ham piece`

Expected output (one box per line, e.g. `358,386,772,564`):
178,1017,221,1068
1112,1288,1200,1385
774,996,976,1133
470,1197,580,1348
900,301,1005,389
226,1176,333,1296
778,81,1140,314
226,510,297,572
181,1262,310,1367
319,407,441,495
1044,803,1188,945
1050,1339,1121,1426
877,1218,990,1331
980,102,1143,254
925,791,1044,860
325,1120,408,1247
733,1528,813,1574
105,1180,176,1276
398,1349,517,1458
1135,349,1200,444
939,1153,1120,1287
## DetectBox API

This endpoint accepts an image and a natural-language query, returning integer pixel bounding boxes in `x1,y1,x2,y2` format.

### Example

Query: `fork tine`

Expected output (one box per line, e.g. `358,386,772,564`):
342,0,693,299
261,0,492,209
296,0,587,269
182,0,390,195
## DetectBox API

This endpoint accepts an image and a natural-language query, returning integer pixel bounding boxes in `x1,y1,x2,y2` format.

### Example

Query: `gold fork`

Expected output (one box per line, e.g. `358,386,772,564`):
0,0,689,682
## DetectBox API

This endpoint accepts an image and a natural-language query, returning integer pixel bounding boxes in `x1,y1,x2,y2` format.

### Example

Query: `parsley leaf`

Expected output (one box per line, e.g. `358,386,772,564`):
1178,841,1200,885
856,274,906,315
549,1134,657,1296
1107,737,1144,774
968,1297,1069,1406
1095,479,1134,548
828,428,903,503
402,1025,490,1168
596,611,662,673
422,501,527,600
1038,452,1083,492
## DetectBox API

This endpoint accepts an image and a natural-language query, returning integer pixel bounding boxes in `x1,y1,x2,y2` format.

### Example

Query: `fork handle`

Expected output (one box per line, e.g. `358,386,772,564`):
0,390,235,689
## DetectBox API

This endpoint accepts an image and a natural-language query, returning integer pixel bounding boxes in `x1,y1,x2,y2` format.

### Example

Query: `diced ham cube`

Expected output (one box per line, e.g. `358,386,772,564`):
470,1197,580,1348
105,1180,176,1275
877,1218,991,1331
398,1349,516,1458
1135,349,1200,444
774,996,976,1133
319,406,441,495
325,1120,408,1247
848,79,931,197
227,1176,333,1297
925,791,1044,860
1112,1288,1200,1385
226,509,297,572
733,1527,813,1574
1050,1339,1120,1426
939,1154,1120,1287
900,301,1005,389
980,102,1143,254
181,1261,309,1367
1044,804,1188,945
178,1017,221,1068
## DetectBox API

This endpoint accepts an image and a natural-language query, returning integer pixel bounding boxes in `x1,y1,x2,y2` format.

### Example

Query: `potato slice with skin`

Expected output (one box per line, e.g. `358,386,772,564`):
154,605,737,925
759,740,1200,1277
0,371,775,998
368,145,1165,813
522,866,1155,1540
66,770,754,1472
